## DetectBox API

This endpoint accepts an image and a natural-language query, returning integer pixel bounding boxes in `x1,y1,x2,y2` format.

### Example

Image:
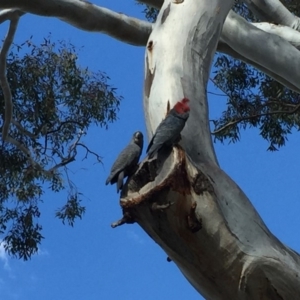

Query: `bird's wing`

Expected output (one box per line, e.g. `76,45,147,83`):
147,118,171,153
106,144,140,184
147,115,185,155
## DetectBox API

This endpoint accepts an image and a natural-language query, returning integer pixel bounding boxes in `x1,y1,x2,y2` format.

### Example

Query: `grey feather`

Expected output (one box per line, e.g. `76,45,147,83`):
105,131,143,193
147,109,189,158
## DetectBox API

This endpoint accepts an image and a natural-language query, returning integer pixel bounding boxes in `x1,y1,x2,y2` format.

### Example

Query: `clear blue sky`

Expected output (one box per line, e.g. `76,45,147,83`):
1,1,300,299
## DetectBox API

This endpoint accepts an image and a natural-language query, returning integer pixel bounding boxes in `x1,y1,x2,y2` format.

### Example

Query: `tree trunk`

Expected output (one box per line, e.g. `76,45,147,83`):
119,1,300,298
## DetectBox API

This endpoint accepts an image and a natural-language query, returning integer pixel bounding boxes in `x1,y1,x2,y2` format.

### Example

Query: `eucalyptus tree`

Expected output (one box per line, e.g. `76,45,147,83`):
1,0,300,298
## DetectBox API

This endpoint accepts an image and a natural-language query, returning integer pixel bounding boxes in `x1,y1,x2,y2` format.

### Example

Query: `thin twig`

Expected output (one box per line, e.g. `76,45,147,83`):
48,156,76,172
46,120,84,135
77,142,102,163
5,135,47,172
207,91,227,97
212,104,300,135
47,130,85,172
68,129,85,154
209,77,232,99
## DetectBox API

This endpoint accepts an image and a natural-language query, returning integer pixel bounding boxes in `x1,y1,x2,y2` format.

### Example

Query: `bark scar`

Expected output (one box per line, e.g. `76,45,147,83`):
166,100,170,117
144,51,156,98
152,201,174,211
187,201,202,233
161,3,171,25
192,171,214,195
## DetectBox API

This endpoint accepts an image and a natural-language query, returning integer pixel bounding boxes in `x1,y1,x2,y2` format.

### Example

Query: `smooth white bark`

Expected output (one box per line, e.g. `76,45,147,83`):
0,0,152,46
221,10,300,91
243,0,300,29
217,41,300,93
252,22,300,49
143,0,236,166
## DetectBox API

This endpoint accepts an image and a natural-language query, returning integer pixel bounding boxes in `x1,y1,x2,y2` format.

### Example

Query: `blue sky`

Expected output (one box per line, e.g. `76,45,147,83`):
1,1,300,299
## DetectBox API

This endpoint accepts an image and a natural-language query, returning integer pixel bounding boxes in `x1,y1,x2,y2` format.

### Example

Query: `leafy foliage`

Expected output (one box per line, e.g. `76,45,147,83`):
232,0,257,22
55,193,86,227
212,57,300,150
136,1,158,23
211,1,300,150
0,37,122,259
2,205,43,260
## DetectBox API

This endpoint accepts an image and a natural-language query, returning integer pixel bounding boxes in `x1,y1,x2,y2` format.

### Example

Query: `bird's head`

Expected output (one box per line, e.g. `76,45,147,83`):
133,131,144,147
174,98,190,114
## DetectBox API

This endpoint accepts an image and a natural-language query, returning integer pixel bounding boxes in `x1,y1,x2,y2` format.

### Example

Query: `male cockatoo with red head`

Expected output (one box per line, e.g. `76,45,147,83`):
147,98,190,158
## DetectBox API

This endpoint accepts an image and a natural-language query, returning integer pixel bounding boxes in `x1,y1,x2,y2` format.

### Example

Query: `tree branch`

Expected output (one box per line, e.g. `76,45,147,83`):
46,120,84,135
221,10,300,91
242,0,300,30
4,127,86,177
5,136,46,171
0,12,19,140
48,155,76,172
252,22,300,49
47,130,84,172
77,142,102,163
0,0,152,46
216,41,300,93
0,9,24,24
11,119,38,139
212,103,300,135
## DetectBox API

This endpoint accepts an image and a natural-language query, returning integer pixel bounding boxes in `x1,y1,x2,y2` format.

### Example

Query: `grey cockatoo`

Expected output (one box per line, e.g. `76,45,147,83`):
147,98,190,158
106,131,143,193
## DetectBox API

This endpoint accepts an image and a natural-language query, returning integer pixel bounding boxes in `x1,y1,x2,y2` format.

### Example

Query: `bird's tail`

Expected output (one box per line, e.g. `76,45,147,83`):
147,146,159,159
105,176,111,185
